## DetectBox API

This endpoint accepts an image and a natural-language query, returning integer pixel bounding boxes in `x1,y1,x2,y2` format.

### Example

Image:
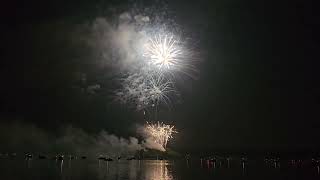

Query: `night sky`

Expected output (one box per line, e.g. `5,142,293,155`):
1,0,319,154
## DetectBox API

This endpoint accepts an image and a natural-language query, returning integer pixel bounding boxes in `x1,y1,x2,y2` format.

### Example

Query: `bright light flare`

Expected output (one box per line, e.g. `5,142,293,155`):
145,121,177,149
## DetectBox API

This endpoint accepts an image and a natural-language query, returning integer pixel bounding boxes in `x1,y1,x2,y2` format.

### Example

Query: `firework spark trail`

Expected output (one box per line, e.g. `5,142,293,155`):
147,75,176,106
114,73,176,110
145,121,177,149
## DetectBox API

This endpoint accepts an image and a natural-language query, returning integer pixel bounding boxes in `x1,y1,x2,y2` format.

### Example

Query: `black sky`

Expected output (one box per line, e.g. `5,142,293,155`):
1,0,320,153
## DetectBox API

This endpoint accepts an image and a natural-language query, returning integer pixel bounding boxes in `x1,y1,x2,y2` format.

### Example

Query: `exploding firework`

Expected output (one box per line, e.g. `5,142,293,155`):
142,32,199,79
145,121,177,149
100,11,199,111
143,34,183,70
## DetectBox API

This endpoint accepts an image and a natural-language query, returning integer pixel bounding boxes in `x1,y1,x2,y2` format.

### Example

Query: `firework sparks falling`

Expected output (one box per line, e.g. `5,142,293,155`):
114,73,176,110
145,121,177,149
147,75,176,106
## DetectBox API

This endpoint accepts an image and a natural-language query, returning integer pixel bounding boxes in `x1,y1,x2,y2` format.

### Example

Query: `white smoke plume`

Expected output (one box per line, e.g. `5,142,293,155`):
57,125,166,155
85,12,149,73
0,121,165,156
136,124,166,152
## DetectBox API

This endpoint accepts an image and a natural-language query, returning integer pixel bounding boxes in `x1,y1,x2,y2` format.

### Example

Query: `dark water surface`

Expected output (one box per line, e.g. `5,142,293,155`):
1,158,319,180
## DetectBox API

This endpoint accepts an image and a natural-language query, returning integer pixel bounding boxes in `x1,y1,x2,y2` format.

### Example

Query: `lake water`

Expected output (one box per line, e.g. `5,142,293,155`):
1,158,319,180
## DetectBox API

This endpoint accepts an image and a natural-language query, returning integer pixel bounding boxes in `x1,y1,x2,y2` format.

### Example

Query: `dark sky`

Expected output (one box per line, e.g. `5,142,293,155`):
1,0,319,153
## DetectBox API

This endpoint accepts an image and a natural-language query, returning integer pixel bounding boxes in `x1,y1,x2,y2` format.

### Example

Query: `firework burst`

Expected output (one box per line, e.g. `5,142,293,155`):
142,32,199,79
106,12,199,113
143,34,183,70
145,121,177,149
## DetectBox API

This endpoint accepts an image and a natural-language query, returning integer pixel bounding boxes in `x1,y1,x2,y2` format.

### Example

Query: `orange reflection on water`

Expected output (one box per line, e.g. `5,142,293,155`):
143,160,173,180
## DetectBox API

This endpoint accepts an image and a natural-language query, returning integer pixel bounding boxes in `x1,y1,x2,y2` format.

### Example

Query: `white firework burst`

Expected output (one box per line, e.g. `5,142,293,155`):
143,34,183,70
142,32,199,79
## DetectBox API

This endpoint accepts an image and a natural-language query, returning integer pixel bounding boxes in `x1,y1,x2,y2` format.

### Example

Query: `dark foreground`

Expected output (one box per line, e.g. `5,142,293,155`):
1,158,320,180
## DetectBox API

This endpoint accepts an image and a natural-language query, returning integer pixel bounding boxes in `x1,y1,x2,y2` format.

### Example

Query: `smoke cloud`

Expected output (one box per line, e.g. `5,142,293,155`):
0,121,165,157
136,124,166,152
82,12,150,74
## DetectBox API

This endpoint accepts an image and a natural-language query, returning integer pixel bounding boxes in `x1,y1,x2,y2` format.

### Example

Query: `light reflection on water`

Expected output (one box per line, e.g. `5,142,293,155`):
142,160,173,180
2,159,319,180
94,160,174,180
